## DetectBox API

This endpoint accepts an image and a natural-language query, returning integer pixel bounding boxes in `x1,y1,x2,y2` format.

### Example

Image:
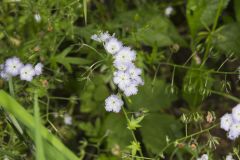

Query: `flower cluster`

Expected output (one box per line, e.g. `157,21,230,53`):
226,154,235,160
0,57,43,81
220,104,240,140
197,154,208,160
92,31,144,113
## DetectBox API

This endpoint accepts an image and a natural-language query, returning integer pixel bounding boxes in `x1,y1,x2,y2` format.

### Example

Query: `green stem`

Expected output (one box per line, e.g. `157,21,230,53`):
201,0,223,66
158,123,219,158
158,62,238,75
210,90,240,103
122,107,144,158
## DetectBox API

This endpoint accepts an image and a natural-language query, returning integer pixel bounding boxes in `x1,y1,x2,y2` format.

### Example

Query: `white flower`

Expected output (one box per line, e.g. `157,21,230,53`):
34,63,43,75
226,154,235,160
3,155,9,160
0,71,10,80
124,83,138,97
165,6,174,17
91,31,111,42
99,32,111,42
221,113,233,131
20,64,35,81
113,61,133,71
113,71,131,89
105,95,123,113
132,76,144,86
127,66,142,79
232,104,240,122
228,123,240,140
197,154,208,160
5,57,23,76
114,47,136,63
91,34,101,42
104,38,122,54
64,114,72,125
34,13,41,23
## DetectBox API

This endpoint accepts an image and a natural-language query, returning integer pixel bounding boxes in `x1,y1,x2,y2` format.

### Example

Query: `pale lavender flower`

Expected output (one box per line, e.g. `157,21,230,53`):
221,113,233,131
104,38,122,54
105,94,123,113
232,104,240,122
34,63,43,76
5,57,23,76
20,64,35,81
64,114,72,125
123,83,138,97
114,47,136,63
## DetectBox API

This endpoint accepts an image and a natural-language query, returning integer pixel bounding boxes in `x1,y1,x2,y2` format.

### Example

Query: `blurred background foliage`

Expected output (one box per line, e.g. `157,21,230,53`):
1,0,240,159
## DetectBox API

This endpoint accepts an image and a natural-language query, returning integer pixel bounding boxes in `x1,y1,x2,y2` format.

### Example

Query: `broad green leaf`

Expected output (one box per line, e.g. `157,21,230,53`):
134,16,187,47
0,90,80,160
186,0,229,37
102,113,131,150
140,113,182,154
128,77,177,111
212,23,240,56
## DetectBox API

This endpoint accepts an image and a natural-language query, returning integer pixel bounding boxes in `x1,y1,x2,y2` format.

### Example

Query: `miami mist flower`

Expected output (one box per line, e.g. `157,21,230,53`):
104,37,122,54
220,113,233,131
105,94,123,113
20,64,35,81
34,63,43,75
5,57,23,76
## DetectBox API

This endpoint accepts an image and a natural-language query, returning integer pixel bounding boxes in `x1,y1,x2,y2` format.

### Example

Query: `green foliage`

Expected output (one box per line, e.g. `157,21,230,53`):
187,0,229,37
0,90,79,160
128,77,177,111
1,0,240,159
140,113,182,154
212,23,240,56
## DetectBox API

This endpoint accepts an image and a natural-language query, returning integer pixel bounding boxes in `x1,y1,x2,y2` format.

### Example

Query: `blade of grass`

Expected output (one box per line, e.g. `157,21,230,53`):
34,91,45,160
0,90,80,160
83,0,87,24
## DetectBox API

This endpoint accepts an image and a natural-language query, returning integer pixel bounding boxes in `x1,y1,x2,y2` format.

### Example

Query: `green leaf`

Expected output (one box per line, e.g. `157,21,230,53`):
140,113,182,154
51,46,91,72
34,91,45,160
128,77,177,111
186,0,229,37
0,90,80,160
127,115,144,130
134,16,187,47
234,0,240,22
212,23,240,56
102,113,131,150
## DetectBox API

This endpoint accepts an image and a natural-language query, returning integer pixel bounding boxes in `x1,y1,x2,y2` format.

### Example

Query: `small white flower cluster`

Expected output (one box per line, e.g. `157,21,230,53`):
64,114,72,125
0,57,43,81
165,6,174,17
91,31,144,113
197,154,208,160
220,104,240,140
226,154,235,160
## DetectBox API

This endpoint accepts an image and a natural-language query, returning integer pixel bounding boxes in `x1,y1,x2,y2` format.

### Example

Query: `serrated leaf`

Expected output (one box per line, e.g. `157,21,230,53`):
212,23,240,56
140,113,182,154
128,77,177,111
186,0,229,37
102,113,131,150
